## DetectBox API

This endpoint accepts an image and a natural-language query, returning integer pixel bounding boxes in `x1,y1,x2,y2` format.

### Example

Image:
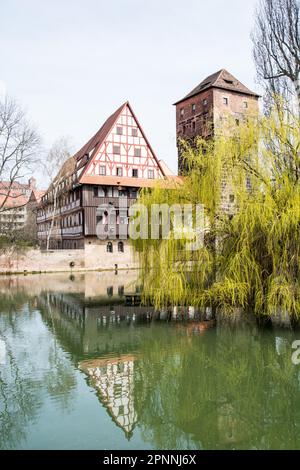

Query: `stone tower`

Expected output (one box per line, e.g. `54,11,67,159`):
174,69,260,174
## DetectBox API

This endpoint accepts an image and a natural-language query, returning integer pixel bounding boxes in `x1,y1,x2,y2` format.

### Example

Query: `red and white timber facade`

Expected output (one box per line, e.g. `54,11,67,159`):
37,102,179,260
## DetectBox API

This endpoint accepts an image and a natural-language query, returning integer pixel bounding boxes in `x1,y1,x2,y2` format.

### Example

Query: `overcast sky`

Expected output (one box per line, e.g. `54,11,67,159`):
1,0,261,182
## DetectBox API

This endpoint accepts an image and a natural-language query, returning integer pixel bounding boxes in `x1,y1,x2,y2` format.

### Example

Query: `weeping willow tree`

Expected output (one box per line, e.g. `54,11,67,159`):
132,107,300,319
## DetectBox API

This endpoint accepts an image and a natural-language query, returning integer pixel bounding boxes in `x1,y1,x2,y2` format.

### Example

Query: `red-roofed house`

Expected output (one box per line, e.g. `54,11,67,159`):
36,102,181,258
0,178,45,233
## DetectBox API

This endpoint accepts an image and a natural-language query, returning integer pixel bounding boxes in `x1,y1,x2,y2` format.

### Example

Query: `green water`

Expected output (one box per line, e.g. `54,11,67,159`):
0,272,300,450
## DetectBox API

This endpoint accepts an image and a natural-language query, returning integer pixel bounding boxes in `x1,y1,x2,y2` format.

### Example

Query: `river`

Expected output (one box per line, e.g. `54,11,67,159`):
0,271,300,450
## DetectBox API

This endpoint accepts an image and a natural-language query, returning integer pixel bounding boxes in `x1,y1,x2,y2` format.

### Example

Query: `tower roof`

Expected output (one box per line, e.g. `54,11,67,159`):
174,69,260,105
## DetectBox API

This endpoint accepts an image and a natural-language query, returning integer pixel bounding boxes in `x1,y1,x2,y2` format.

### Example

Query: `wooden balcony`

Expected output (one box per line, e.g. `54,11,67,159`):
95,197,137,208
61,226,83,236
37,199,81,222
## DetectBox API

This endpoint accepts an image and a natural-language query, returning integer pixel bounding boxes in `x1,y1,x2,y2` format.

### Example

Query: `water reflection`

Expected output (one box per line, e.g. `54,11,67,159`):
0,272,300,450
80,355,137,439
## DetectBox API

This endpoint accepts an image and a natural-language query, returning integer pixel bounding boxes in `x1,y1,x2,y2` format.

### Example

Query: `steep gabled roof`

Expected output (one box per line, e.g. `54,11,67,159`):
75,102,126,172
174,69,260,105
77,101,166,179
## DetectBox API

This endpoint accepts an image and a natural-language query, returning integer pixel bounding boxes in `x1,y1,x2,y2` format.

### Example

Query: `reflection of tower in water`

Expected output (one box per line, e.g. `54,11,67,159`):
80,355,137,439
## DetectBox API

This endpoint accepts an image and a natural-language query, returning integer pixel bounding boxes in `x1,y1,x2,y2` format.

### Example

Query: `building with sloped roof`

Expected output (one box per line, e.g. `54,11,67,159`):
36,101,181,257
0,178,45,233
174,69,260,173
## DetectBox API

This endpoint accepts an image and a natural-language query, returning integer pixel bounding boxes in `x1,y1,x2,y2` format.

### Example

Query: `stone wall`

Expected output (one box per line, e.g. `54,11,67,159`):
0,239,139,274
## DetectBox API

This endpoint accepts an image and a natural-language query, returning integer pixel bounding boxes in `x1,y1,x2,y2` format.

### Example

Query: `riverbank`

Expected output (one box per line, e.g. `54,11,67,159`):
0,246,139,274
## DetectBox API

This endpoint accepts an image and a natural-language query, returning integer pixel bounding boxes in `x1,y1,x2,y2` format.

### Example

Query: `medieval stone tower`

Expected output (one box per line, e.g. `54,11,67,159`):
174,69,260,174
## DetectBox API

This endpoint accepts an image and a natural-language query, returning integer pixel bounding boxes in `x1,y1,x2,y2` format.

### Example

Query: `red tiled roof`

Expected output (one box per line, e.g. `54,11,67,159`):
174,69,260,105
0,193,29,209
0,181,46,209
75,102,127,171
80,174,183,189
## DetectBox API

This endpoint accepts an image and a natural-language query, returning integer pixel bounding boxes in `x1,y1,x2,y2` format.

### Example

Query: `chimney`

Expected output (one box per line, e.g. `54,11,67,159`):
28,177,36,190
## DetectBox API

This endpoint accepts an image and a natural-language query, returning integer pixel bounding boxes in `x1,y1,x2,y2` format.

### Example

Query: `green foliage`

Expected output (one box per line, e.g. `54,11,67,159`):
132,108,300,318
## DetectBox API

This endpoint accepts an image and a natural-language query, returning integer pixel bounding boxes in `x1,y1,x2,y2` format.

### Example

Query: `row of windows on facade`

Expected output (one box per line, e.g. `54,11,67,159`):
40,212,83,231
106,241,124,253
106,285,125,297
39,189,81,217
179,98,249,117
42,181,79,204
0,208,25,216
180,113,211,134
93,187,138,198
110,146,144,157
116,126,138,137
98,166,154,179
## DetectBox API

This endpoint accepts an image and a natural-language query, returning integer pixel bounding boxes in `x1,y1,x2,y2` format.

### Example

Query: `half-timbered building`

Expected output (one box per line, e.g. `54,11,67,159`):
37,102,179,260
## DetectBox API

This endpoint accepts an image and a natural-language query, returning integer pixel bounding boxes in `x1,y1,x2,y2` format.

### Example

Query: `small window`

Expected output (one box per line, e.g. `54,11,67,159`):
116,167,122,177
192,121,196,131
182,124,186,134
223,97,228,105
132,169,138,178
116,126,123,135
107,242,113,253
99,165,106,175
229,194,235,203
244,101,248,109
203,113,209,124
107,286,113,296
148,169,154,179
113,145,120,154
118,285,124,296
203,99,207,106
93,186,99,197
118,241,124,252
131,190,137,198
180,108,184,117
134,148,141,157
191,103,196,113
132,128,138,137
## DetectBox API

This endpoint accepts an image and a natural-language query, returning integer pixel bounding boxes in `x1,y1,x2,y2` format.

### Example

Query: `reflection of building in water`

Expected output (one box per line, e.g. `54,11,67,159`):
0,339,6,365
80,355,137,439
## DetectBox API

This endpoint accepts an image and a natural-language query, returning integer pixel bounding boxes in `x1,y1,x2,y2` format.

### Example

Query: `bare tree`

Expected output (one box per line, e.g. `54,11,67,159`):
252,0,300,115
41,137,73,250
0,96,40,211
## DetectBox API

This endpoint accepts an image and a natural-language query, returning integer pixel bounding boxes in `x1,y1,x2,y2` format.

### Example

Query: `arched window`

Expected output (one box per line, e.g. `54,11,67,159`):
107,242,113,253
118,241,124,252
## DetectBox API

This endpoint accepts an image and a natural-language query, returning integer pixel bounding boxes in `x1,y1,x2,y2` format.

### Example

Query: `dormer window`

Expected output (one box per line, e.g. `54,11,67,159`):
224,79,234,85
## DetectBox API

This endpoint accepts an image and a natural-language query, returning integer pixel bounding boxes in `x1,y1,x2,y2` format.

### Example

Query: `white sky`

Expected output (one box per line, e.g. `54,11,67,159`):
1,0,261,181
